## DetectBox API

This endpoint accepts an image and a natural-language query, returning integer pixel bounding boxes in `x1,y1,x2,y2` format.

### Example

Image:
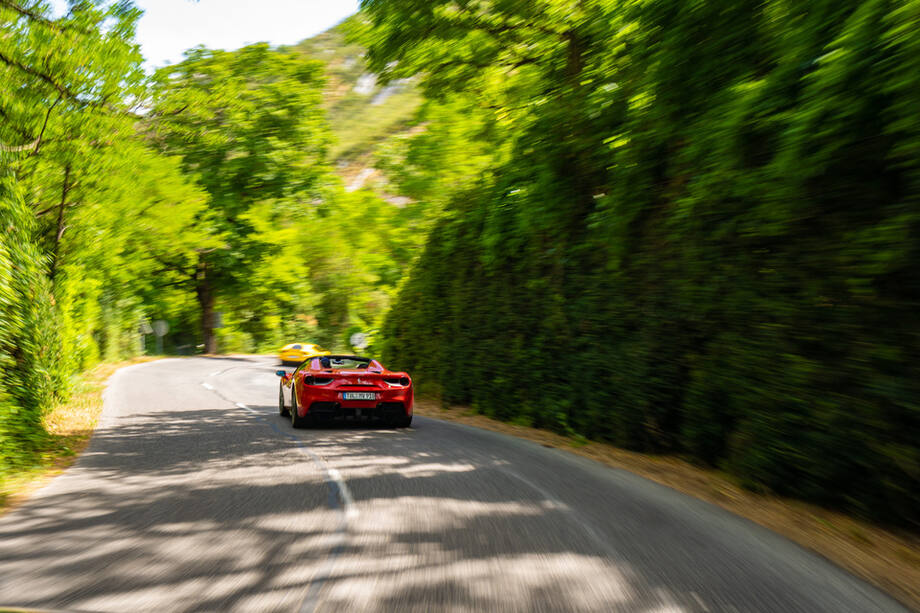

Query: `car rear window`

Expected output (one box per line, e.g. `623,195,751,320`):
292,344,301,349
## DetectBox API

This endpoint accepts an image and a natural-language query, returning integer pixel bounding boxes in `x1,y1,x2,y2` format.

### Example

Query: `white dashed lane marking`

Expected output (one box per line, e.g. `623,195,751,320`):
327,468,359,519
235,402,258,415
198,377,355,613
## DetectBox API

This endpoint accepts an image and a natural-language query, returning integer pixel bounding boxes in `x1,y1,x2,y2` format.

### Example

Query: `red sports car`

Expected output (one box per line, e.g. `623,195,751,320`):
276,355,413,428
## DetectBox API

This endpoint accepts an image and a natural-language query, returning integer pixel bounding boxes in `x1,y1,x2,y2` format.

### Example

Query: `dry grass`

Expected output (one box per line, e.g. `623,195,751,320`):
414,400,920,612
0,356,159,516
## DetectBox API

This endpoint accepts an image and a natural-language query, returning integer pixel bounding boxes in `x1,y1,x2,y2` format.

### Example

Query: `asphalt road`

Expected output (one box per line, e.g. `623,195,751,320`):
0,356,908,612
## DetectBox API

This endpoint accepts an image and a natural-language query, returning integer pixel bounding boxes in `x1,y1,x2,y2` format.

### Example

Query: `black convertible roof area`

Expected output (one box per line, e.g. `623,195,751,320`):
316,355,376,371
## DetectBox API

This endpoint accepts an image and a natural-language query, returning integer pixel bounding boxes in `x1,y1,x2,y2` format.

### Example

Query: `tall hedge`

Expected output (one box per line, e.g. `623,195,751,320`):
373,0,920,526
0,175,64,471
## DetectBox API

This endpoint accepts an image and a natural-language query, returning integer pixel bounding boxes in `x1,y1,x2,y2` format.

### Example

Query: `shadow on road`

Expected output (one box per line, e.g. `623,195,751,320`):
0,392,868,612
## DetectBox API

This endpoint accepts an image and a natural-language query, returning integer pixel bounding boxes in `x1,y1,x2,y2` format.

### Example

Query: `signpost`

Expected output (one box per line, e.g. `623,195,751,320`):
139,319,153,353
152,319,169,355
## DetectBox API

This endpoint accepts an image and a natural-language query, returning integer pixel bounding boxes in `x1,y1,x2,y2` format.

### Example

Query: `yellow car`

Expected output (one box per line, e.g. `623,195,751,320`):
279,343,329,366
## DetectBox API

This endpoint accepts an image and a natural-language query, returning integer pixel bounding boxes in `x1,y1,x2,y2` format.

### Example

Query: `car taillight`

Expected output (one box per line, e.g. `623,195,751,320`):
303,376,333,386
384,377,411,386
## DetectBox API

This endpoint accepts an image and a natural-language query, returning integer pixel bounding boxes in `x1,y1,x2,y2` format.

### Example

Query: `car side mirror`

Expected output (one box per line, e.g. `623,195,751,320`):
275,370,287,377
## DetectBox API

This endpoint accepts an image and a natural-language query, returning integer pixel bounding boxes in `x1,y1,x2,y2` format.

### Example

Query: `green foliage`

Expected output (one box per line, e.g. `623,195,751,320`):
0,0,138,472
0,172,61,469
0,0,208,476
150,44,338,352
149,43,412,353
0,1,415,481
367,0,920,526
0,2,423,485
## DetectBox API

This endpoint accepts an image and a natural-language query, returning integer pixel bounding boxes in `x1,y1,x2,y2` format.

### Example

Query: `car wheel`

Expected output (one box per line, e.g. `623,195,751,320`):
290,386,310,429
279,382,290,417
392,413,412,428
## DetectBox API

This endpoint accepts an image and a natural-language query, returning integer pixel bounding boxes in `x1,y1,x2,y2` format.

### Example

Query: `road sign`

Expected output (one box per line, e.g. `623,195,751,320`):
152,320,169,337
350,332,368,350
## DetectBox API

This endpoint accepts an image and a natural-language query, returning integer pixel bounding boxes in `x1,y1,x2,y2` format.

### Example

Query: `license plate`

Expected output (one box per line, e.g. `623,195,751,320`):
343,392,376,401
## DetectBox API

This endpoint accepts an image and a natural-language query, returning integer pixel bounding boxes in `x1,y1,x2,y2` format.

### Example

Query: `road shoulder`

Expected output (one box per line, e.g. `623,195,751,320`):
0,356,161,517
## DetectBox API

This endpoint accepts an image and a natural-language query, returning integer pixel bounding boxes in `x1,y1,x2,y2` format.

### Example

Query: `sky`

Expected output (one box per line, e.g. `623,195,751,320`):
55,0,360,70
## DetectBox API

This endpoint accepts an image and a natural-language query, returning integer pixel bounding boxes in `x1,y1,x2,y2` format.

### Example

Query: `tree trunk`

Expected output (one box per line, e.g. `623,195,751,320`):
195,256,217,354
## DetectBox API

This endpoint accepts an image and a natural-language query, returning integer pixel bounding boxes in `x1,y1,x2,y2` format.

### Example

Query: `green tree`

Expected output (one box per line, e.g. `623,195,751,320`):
150,44,333,352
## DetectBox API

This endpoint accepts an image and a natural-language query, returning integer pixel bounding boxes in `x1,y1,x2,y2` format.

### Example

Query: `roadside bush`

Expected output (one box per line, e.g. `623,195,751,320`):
0,177,64,471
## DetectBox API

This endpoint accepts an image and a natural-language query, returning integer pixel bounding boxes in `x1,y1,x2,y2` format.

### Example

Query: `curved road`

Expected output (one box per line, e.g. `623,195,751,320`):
0,357,907,612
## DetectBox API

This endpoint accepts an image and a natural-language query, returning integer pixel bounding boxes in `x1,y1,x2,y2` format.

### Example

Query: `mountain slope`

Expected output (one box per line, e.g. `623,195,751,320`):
292,19,423,188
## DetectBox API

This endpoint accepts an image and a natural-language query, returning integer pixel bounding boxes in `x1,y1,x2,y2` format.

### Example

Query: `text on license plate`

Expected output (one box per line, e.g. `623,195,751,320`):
343,392,376,401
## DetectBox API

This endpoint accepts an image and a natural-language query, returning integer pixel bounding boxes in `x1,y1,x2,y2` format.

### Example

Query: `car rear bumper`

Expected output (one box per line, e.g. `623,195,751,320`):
307,401,409,421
